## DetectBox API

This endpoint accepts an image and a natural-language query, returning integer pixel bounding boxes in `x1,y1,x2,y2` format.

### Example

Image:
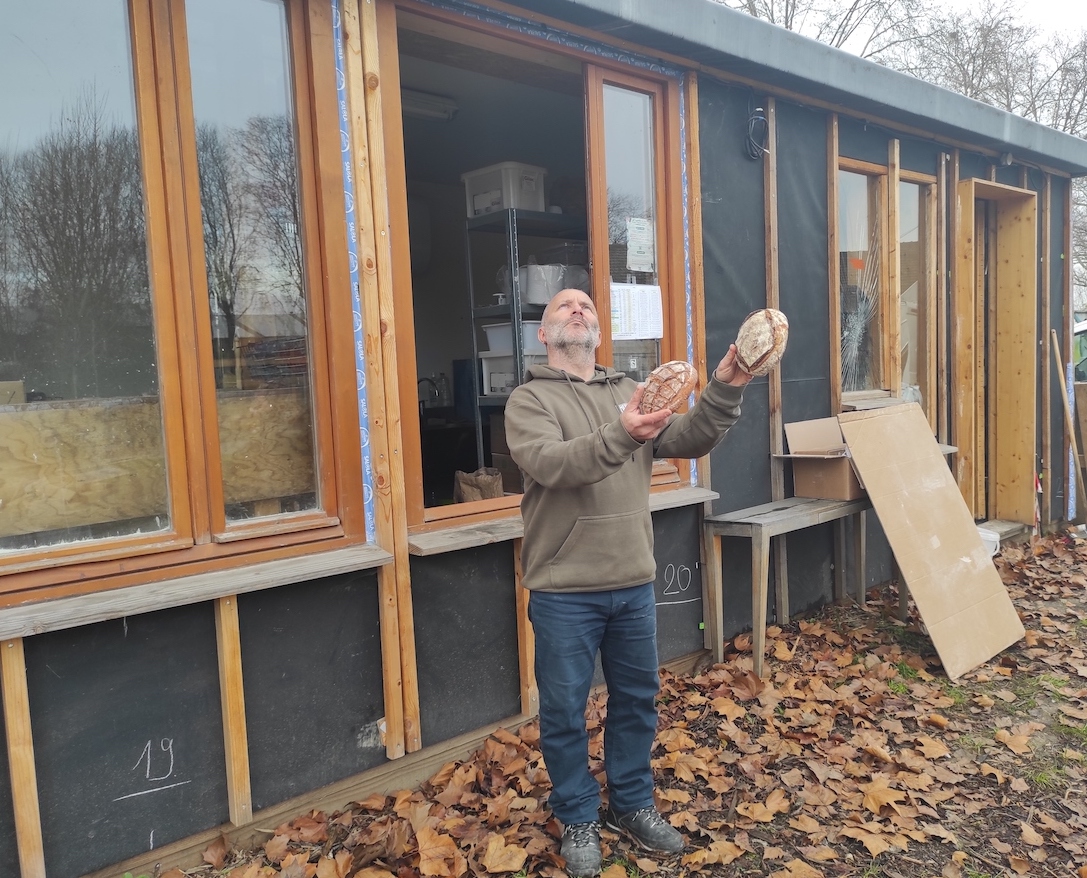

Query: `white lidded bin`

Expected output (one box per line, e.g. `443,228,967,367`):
977,526,1000,557
482,321,544,354
462,161,547,217
479,352,547,395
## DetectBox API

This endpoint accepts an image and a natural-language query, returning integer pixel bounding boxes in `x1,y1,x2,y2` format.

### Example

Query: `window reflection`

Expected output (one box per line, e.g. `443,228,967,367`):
186,0,317,522
838,170,883,392
899,181,927,409
603,84,660,381
0,2,169,550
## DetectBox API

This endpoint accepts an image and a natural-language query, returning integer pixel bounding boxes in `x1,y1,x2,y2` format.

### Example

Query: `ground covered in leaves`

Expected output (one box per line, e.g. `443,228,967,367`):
166,533,1087,878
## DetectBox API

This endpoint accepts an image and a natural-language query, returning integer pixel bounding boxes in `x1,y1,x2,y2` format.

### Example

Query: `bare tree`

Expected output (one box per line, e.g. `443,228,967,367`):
1,93,151,399
239,115,305,316
716,0,933,58
196,123,255,362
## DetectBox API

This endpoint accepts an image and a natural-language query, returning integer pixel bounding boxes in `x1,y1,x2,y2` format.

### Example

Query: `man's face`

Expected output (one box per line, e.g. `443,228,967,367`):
539,290,601,354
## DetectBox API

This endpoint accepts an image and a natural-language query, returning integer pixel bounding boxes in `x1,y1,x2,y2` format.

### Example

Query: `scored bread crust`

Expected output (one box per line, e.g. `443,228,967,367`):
639,361,699,413
734,308,789,376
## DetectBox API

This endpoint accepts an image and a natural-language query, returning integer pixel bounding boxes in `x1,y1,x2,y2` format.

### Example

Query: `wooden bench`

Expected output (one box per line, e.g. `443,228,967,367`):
704,496,871,676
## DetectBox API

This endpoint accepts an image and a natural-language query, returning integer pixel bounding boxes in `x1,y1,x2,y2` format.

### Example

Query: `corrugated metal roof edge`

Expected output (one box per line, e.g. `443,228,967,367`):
499,0,1087,176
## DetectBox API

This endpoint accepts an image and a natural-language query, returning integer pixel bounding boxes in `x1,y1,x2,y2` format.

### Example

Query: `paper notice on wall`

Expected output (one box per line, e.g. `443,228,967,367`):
625,218,655,273
611,283,663,340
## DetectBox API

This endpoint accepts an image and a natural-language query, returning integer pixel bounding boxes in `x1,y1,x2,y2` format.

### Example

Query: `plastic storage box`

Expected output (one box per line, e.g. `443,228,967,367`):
482,321,544,354
462,161,547,217
479,352,546,396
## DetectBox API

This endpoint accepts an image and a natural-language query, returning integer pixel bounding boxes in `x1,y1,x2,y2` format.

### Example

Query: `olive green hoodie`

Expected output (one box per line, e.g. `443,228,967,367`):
505,363,743,593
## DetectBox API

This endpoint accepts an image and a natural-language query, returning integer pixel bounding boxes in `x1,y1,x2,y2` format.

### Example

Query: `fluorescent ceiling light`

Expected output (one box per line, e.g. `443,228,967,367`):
401,88,459,121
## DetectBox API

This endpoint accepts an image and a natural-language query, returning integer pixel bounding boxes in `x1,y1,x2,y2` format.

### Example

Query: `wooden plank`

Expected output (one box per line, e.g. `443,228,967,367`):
977,202,990,516
409,487,719,555
886,139,901,395
352,0,417,755
992,194,1038,523
585,65,612,371
828,115,842,415
1041,175,1053,529
215,596,253,826
0,398,167,538
839,156,887,176
952,180,977,514
512,540,538,717
685,72,710,455
704,533,726,661
1,638,46,878
0,544,391,641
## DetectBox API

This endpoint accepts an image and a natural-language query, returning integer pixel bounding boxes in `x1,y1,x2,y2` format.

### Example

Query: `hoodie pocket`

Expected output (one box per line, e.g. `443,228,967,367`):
548,509,654,590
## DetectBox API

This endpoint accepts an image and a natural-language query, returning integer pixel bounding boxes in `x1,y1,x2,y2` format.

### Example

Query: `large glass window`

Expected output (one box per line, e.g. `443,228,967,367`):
602,83,662,382
0,2,168,551
838,170,885,392
186,0,318,523
0,0,361,590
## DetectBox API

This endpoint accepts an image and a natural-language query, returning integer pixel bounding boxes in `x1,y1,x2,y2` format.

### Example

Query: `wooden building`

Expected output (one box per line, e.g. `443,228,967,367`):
0,0,1085,874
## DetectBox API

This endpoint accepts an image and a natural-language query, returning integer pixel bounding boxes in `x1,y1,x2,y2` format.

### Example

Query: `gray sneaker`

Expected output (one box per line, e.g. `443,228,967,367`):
603,806,684,853
560,820,602,877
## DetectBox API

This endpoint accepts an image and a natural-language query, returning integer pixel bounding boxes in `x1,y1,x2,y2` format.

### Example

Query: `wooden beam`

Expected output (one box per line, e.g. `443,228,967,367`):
348,0,419,754
1,638,45,878
1040,176,1052,527
512,541,538,717
979,202,991,516
828,115,842,415
952,179,977,514
215,596,253,826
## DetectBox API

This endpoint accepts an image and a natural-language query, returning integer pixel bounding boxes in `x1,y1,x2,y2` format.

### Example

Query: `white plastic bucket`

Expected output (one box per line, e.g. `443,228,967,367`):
976,526,999,557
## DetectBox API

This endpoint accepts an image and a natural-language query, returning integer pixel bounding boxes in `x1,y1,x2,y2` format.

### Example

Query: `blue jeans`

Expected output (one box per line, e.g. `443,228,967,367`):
528,582,660,826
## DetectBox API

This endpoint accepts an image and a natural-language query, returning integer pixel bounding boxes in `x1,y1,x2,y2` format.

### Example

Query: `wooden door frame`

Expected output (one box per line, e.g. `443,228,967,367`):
952,178,1037,523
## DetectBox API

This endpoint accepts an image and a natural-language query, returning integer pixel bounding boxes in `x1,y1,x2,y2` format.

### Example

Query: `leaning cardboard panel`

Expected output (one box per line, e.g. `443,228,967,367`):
838,403,1024,680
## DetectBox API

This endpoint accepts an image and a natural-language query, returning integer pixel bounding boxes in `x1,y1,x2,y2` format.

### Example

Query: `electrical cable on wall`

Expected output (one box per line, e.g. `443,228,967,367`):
746,105,769,160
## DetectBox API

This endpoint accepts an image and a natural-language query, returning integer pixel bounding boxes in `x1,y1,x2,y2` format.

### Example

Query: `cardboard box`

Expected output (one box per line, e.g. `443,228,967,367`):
778,418,865,500
491,452,522,494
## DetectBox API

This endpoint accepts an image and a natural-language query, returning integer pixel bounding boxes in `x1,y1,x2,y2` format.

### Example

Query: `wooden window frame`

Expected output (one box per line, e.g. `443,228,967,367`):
0,0,367,603
381,3,691,529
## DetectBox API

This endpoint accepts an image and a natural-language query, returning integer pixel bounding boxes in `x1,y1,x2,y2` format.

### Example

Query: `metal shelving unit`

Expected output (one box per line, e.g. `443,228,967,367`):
464,208,588,470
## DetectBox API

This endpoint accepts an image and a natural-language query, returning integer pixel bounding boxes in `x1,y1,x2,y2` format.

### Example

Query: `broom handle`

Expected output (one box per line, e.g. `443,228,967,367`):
1051,328,1087,513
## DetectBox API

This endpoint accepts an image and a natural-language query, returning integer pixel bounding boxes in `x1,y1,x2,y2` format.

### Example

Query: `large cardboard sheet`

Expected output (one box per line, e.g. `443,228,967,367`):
838,404,1024,680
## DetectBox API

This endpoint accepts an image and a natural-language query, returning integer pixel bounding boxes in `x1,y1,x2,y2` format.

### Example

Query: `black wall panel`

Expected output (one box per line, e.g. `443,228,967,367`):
958,151,991,182
25,605,227,878
899,137,942,176
412,544,521,747
837,116,888,165
239,571,386,811
698,78,771,513
776,99,834,438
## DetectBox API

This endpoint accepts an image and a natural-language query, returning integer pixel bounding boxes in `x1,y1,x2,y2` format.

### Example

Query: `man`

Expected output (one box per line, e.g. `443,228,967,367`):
505,288,752,877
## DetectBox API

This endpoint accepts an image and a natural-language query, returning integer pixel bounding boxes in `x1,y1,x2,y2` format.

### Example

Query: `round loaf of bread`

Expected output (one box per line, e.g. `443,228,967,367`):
639,360,699,414
735,308,789,376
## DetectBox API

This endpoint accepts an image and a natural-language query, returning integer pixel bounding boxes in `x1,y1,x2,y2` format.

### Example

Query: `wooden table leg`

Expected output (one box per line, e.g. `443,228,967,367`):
853,510,867,609
705,531,726,663
751,527,770,677
832,518,846,603
773,536,789,623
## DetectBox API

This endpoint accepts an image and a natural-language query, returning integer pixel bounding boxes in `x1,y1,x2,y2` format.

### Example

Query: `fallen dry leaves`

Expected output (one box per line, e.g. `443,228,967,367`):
171,533,1087,877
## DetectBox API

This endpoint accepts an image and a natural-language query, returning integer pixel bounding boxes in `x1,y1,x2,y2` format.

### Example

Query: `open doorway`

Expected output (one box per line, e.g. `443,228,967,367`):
391,10,586,510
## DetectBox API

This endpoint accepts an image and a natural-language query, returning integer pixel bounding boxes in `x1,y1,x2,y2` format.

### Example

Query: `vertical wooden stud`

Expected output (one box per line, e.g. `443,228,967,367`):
215,596,252,826
953,179,977,514
1041,174,1053,529
1,638,46,878
828,115,842,414
345,0,417,754
763,98,788,621
513,541,538,717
